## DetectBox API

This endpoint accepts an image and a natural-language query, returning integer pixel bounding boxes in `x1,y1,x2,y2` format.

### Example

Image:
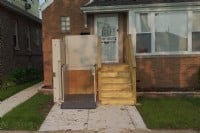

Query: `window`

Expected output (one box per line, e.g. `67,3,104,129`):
26,26,31,50
155,12,188,52
0,19,2,42
13,20,19,49
136,13,151,53
135,11,200,55
36,28,41,46
192,12,200,51
61,16,70,32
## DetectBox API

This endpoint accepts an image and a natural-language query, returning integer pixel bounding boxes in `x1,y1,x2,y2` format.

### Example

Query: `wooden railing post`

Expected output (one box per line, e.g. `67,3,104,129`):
97,37,102,69
97,36,102,102
124,34,137,104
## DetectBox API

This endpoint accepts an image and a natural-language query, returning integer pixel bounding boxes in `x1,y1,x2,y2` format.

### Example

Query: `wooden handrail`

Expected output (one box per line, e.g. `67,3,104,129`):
97,37,102,69
124,34,137,104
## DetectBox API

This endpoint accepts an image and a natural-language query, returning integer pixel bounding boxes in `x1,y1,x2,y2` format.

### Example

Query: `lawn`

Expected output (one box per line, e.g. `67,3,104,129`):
137,96,200,130
0,79,41,101
0,93,53,130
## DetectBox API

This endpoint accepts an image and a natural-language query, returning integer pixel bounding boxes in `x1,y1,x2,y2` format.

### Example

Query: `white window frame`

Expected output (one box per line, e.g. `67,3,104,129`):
130,8,200,56
35,28,41,46
61,16,70,33
191,11,200,52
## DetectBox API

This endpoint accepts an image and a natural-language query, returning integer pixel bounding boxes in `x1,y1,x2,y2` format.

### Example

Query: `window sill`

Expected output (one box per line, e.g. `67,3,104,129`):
136,52,200,58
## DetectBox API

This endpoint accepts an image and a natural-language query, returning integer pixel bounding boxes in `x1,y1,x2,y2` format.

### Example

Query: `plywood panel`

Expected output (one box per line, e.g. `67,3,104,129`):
64,70,94,94
64,35,97,69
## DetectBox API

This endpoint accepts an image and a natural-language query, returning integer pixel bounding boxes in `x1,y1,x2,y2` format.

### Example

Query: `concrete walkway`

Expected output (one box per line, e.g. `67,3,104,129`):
0,82,43,117
0,130,199,133
39,104,147,133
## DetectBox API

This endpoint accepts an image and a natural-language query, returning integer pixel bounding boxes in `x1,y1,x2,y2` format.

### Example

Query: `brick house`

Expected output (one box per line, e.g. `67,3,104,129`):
0,0,42,77
41,0,200,107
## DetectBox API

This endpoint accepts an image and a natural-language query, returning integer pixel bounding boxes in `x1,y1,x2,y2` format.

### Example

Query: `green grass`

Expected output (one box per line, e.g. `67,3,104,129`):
0,80,41,101
137,96,200,130
0,93,53,130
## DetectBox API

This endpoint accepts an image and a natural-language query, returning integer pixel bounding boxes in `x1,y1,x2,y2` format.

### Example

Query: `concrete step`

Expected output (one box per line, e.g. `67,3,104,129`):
100,83,132,91
100,72,130,78
100,98,135,105
100,77,131,84
101,64,129,72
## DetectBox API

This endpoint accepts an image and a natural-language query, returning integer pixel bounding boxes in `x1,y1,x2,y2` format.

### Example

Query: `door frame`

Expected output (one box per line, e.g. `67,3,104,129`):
94,14,119,63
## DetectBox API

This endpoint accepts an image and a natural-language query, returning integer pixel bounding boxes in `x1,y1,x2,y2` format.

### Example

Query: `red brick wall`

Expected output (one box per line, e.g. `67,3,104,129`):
42,0,200,91
136,55,200,91
42,0,91,88
0,4,42,77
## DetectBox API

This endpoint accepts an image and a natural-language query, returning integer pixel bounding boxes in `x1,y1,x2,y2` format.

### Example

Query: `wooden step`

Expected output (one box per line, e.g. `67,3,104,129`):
100,98,135,105
100,83,132,91
100,90,133,98
100,72,130,78
101,77,131,84
101,64,129,72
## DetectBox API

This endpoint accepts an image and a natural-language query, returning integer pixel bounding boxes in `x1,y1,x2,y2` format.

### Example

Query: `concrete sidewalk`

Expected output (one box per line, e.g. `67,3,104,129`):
0,82,43,117
39,104,147,133
0,129,199,133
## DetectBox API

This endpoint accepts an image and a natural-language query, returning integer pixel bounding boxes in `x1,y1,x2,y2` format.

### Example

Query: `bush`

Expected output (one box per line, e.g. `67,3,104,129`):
0,75,16,91
11,68,42,84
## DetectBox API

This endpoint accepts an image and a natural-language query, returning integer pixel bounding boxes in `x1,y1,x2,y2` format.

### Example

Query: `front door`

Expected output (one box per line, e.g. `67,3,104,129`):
95,14,118,63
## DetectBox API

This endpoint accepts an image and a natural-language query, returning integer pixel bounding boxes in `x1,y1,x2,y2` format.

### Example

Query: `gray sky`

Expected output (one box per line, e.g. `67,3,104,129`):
39,0,45,5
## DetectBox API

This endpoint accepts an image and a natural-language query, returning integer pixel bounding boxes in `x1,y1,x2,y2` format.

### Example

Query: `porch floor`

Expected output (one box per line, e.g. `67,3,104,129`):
61,94,96,109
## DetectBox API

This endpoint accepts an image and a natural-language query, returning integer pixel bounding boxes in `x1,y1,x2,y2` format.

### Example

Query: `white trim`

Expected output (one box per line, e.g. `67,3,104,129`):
136,52,200,56
188,11,193,52
40,0,54,12
83,0,94,6
150,13,155,53
81,2,200,13
94,14,119,63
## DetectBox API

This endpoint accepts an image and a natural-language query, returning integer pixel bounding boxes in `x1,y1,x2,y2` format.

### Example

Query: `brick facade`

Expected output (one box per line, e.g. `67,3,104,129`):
0,4,42,77
42,0,200,91
136,55,200,91
42,0,91,88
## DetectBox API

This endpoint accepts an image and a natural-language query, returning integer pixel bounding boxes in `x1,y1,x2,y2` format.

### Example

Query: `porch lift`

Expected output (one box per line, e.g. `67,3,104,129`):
52,34,136,109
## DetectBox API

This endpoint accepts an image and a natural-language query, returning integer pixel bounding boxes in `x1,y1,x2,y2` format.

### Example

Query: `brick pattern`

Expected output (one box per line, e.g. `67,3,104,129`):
42,0,91,88
42,0,200,91
0,5,42,77
136,55,200,91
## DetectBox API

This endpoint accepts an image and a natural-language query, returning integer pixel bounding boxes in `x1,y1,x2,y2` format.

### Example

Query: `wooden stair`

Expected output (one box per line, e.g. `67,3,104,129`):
98,64,135,105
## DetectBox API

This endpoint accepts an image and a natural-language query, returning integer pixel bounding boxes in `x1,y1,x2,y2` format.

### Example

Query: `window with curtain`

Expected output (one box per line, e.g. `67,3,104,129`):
192,12,200,51
135,11,199,54
136,13,151,53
